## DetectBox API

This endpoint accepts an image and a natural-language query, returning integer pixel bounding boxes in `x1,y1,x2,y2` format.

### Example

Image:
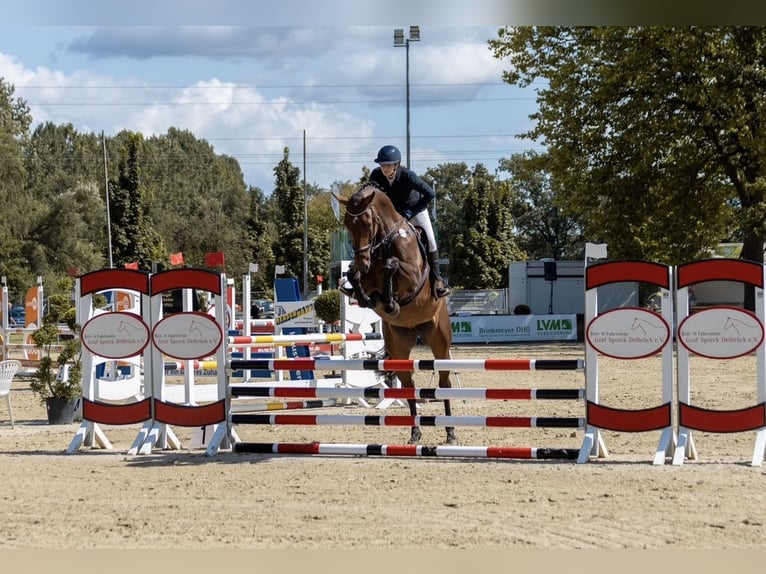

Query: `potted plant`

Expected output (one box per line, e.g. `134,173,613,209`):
313,289,341,328
30,292,82,425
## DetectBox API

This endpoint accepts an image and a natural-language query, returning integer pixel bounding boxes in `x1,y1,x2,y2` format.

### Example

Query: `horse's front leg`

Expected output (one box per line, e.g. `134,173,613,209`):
381,258,400,317
348,266,374,308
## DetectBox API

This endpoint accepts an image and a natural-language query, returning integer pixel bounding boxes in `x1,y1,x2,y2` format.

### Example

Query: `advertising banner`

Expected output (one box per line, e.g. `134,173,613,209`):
450,314,577,343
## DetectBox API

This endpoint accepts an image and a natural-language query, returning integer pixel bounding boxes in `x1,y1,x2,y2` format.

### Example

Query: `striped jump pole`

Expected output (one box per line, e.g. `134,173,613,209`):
231,398,337,413
233,442,579,460
227,332,383,346
165,360,219,371
230,413,584,429
230,385,584,401
228,358,584,373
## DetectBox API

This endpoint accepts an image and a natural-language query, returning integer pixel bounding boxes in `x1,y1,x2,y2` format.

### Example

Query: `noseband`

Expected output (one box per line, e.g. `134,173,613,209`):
346,204,408,257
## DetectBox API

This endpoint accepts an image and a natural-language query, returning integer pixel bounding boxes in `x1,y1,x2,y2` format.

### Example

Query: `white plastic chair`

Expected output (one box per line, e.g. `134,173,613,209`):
0,359,21,428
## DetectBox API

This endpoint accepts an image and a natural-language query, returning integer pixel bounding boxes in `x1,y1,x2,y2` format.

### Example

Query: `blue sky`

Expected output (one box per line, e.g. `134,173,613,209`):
0,19,542,192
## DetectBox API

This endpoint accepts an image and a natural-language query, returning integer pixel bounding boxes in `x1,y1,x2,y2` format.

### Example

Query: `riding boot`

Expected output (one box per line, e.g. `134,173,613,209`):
427,250,451,298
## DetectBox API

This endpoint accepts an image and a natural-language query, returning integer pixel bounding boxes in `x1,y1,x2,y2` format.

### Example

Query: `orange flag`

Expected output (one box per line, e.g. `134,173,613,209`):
205,252,225,270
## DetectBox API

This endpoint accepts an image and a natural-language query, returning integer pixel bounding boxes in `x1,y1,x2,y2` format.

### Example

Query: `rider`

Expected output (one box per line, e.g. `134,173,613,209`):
343,144,450,299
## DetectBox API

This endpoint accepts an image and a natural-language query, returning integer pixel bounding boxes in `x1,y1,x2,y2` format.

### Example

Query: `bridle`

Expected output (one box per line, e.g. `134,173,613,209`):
345,202,409,258
343,187,429,307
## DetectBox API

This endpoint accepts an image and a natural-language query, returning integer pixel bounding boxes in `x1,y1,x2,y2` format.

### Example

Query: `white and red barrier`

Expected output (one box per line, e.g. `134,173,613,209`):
227,358,583,373
673,259,766,466
580,260,675,465
234,442,579,460
65,257,766,465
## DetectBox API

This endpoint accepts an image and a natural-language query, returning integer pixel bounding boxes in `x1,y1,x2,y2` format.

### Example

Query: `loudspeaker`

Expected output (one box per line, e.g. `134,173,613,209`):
544,261,558,282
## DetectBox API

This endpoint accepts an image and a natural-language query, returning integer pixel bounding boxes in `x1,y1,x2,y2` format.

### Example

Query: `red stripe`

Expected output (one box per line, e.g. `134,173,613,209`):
272,414,316,425
80,268,151,295
276,443,321,454
381,359,415,371
384,416,416,426
486,446,533,458
273,359,316,371
586,402,671,432
677,259,764,289
586,261,670,290
272,388,317,398
484,359,532,370
154,400,226,427
385,444,419,456
486,416,533,427
486,389,533,400
385,388,418,399
82,398,151,425
679,403,766,433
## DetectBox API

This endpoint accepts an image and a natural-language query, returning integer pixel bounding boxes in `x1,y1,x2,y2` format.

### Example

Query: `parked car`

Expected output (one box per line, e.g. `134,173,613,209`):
251,299,274,319
9,305,25,326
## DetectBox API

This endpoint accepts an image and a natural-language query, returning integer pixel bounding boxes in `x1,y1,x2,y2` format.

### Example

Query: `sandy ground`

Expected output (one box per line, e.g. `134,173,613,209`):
1,342,766,552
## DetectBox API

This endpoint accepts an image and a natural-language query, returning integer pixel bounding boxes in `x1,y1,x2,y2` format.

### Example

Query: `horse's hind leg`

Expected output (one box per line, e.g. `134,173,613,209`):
406,397,421,444
423,308,457,445
384,323,421,444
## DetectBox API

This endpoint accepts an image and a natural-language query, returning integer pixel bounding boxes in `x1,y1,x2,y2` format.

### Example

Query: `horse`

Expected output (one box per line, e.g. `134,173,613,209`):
334,183,456,445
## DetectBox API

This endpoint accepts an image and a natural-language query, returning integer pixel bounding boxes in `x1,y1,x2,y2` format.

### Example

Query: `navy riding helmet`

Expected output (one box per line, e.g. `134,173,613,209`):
374,145,401,165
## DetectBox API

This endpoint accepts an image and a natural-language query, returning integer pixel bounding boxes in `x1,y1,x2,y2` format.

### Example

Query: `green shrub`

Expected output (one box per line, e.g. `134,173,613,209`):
313,289,341,324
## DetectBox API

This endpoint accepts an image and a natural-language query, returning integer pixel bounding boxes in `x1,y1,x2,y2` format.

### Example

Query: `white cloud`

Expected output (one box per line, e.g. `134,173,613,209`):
0,26,539,192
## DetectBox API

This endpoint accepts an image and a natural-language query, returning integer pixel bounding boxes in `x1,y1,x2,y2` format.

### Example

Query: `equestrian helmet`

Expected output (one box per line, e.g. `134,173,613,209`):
374,145,401,165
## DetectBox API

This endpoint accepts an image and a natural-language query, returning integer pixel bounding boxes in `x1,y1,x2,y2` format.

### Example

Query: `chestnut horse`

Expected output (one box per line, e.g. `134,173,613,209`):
335,183,456,445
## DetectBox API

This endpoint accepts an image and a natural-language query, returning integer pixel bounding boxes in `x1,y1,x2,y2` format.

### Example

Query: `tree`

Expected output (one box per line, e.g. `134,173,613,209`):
0,78,34,298
448,164,523,288
108,131,164,268
499,151,584,260
489,27,762,269
423,162,473,262
271,147,306,289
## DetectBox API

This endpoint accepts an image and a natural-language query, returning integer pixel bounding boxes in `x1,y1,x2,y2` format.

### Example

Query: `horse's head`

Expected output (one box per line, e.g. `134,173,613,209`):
334,185,383,274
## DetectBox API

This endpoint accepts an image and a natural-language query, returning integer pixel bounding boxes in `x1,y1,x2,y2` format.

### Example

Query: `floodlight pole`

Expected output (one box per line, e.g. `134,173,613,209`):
394,26,420,168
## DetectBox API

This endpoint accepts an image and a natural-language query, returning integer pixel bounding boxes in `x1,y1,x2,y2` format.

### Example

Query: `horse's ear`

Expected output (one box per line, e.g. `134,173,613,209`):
332,192,348,206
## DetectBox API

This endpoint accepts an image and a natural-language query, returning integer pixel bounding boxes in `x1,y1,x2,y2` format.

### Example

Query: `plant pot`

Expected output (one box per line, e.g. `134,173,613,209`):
45,397,78,425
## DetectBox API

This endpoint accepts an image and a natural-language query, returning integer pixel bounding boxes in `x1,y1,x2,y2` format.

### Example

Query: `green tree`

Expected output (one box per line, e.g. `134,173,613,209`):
449,164,523,288
0,78,34,298
499,151,584,260
271,147,306,289
489,27,759,271
422,162,473,263
108,131,164,268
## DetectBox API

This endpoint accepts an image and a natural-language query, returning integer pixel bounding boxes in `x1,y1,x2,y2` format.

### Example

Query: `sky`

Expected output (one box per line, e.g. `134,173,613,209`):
0,5,545,193
2,1,754,193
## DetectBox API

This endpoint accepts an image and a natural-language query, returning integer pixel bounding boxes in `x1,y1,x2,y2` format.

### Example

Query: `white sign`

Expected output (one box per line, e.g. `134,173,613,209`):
275,302,316,329
153,312,223,360
678,306,764,359
587,307,670,359
450,314,577,343
81,312,150,359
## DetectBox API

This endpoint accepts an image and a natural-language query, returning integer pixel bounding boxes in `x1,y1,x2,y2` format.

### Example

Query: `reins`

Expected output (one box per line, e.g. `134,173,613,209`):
345,204,409,257
345,191,429,306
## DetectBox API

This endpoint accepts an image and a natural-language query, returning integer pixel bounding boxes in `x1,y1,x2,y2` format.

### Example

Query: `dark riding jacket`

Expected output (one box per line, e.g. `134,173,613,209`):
368,166,434,220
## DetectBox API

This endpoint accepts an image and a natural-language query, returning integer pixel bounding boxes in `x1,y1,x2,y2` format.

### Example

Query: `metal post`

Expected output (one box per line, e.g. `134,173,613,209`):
303,129,309,299
395,26,420,169
405,39,411,167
